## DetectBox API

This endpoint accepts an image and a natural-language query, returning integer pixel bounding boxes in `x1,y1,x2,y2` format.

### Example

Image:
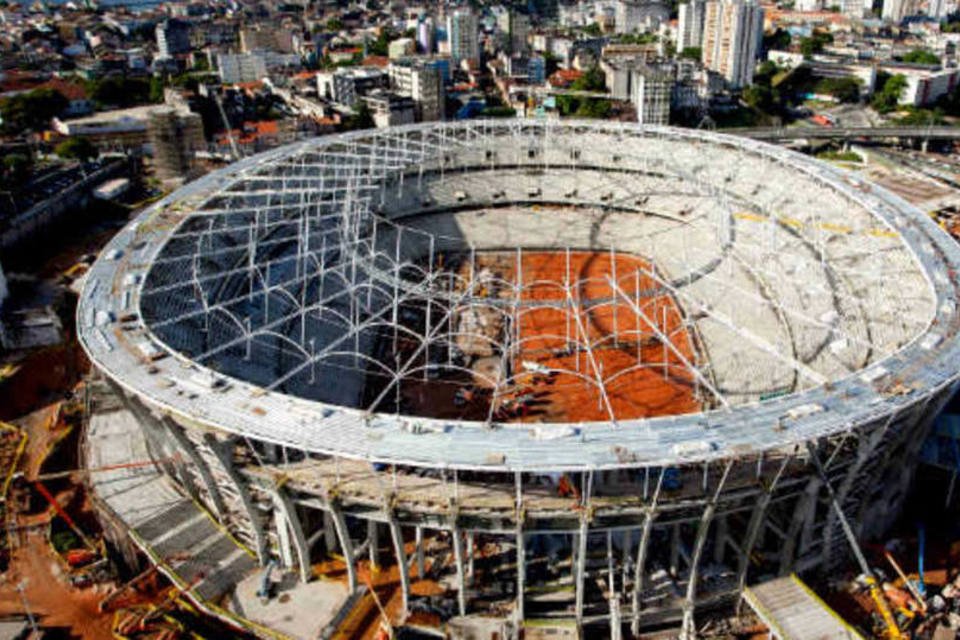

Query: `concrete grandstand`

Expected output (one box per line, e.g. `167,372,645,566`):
78,120,960,637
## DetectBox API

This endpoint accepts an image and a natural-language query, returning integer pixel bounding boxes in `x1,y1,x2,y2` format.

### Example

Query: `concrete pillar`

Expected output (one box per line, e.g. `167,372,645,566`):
680,461,732,640
329,505,357,593
631,514,655,637
453,529,467,616
323,511,337,555
516,531,525,620
415,526,425,579
389,518,410,617
574,518,589,630
269,486,311,583
368,520,380,569
466,532,475,582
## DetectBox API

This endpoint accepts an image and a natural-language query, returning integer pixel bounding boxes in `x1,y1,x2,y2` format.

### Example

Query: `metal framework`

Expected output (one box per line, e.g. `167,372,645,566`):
79,121,960,636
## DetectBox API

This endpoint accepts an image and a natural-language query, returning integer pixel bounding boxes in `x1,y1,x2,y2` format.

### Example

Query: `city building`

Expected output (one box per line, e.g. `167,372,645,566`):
633,64,672,124
147,108,204,181
882,0,916,21
388,37,416,60
217,52,268,84
332,67,388,107
840,0,866,18
447,8,480,66
616,0,669,33
155,19,191,59
499,11,530,55
362,90,416,127
417,17,436,54
701,0,764,88
677,0,706,53
388,59,445,121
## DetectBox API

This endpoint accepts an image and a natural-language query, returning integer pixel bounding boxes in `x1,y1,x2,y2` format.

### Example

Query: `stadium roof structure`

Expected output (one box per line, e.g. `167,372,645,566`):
78,120,960,472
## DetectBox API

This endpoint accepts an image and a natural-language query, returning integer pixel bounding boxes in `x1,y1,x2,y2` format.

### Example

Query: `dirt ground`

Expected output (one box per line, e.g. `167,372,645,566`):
400,250,701,423
0,526,114,638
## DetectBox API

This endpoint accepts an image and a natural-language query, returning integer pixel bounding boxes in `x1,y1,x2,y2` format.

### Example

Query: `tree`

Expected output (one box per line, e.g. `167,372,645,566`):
900,49,940,65
763,28,791,52
743,83,775,111
680,46,702,60
87,76,151,108
799,31,833,58
0,88,68,133
572,66,607,92
55,137,98,162
871,73,907,113
326,17,343,31
1,153,31,187
814,77,860,103
343,101,374,130
582,22,603,36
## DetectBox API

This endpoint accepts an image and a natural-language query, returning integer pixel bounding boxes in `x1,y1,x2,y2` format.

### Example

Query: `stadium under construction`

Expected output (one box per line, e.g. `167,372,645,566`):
77,120,960,637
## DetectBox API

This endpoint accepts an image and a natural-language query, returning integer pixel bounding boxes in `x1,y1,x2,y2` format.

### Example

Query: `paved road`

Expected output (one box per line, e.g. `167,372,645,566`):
729,125,960,141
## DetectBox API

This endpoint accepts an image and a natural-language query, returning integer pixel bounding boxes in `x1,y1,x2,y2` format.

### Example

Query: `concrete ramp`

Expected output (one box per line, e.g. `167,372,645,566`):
743,575,864,640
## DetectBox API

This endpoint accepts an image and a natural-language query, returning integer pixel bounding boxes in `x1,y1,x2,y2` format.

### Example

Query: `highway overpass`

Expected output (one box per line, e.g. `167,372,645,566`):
729,125,960,141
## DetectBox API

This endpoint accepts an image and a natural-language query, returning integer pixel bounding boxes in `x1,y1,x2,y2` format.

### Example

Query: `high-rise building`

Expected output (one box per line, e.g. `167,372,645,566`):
882,0,917,21
633,65,672,125
217,53,268,84
616,0,670,33
448,9,480,66
389,59,445,121
677,0,706,52
155,19,191,58
417,17,435,54
499,11,530,55
701,0,763,89
840,0,865,18
148,108,204,180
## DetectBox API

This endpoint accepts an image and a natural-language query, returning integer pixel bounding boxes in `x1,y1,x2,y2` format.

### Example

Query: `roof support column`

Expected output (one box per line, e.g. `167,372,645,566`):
389,516,410,618
329,503,357,594
453,527,467,617
268,484,312,584
680,461,733,640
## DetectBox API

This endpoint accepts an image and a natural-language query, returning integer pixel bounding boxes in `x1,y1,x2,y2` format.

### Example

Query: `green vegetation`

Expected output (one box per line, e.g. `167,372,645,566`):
556,66,611,118
615,32,658,45
813,76,860,103
326,17,343,31
680,46,702,60
871,72,908,113
367,28,397,57
816,149,862,162
480,106,517,118
342,101,374,130
582,22,603,36
894,107,945,125
55,137,98,162
85,76,154,108
1,153,31,187
763,28,792,52
900,49,940,65
0,87,67,133
799,31,833,58
742,61,781,112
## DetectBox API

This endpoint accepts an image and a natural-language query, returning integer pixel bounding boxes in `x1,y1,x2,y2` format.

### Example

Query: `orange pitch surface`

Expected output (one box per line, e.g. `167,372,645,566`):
506,251,702,423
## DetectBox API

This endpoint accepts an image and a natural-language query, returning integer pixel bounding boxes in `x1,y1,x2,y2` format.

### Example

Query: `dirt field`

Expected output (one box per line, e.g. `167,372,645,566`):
510,250,700,422
399,250,701,423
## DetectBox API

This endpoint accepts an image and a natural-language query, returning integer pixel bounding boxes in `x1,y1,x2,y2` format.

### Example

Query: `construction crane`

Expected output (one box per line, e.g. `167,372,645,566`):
806,442,903,640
